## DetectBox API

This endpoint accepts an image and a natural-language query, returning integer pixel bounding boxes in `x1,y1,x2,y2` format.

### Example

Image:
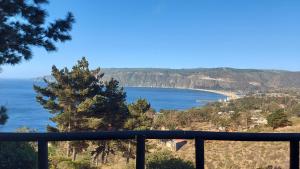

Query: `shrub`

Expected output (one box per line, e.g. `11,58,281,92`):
56,159,95,169
146,150,194,169
267,110,292,129
0,142,37,169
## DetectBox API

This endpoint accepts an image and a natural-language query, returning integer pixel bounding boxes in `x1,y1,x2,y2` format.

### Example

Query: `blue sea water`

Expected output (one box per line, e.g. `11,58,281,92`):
0,79,226,132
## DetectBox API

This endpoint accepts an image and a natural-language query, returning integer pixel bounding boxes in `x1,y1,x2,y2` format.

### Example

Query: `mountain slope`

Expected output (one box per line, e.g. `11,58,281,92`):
101,68,300,92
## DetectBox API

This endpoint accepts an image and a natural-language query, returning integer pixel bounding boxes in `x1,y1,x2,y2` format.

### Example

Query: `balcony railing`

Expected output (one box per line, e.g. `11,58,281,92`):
0,131,299,169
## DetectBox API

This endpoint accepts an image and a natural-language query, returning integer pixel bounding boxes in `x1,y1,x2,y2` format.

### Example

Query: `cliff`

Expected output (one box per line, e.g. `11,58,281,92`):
101,68,300,92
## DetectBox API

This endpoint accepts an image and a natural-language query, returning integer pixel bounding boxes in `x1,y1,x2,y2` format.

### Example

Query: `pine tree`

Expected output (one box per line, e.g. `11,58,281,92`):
0,1,74,167
0,0,74,65
90,79,129,165
34,57,129,161
267,109,292,130
125,98,154,130
0,0,74,126
123,99,154,163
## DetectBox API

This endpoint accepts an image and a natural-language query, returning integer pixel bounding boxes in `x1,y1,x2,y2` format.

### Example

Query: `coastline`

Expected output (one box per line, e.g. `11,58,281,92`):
32,78,239,100
125,86,239,100
5,78,239,100
188,88,239,100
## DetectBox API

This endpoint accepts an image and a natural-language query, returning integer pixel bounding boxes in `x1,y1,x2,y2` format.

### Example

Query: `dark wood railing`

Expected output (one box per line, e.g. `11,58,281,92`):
0,131,299,169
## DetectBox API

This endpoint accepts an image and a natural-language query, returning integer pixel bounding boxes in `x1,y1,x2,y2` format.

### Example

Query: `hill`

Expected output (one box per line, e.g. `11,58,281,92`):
37,67,300,93
101,68,300,93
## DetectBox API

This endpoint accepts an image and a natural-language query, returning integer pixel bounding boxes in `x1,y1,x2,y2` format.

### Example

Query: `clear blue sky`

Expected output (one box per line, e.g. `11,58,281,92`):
2,0,300,78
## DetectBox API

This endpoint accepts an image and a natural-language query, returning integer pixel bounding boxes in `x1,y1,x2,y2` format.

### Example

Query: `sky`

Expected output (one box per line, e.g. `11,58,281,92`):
2,0,300,78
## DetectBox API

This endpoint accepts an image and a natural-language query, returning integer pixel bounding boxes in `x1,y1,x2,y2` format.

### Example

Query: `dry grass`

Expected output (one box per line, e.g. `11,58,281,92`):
152,120,297,169
146,138,290,169
204,141,289,169
90,119,300,169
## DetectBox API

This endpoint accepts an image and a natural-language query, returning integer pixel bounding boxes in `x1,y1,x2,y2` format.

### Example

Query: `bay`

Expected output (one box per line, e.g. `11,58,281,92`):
0,79,226,132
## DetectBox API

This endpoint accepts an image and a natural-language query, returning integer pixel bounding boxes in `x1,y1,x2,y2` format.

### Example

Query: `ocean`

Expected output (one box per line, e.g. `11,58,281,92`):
0,79,226,132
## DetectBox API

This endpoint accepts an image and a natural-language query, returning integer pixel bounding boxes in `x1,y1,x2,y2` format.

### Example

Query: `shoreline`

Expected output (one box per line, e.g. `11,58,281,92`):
188,88,239,100
125,86,239,100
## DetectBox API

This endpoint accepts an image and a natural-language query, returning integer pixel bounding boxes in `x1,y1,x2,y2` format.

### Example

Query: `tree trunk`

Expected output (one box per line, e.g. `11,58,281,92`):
67,116,71,157
72,147,77,161
126,142,131,164
105,144,111,164
67,143,71,157
96,156,99,166
101,146,106,164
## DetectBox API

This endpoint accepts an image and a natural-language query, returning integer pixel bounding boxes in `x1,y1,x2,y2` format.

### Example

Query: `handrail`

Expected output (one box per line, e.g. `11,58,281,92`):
0,131,299,169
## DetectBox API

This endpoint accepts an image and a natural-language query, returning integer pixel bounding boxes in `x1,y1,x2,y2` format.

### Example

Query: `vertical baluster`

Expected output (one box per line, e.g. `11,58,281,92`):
38,140,48,169
136,135,145,169
290,141,299,169
195,137,204,169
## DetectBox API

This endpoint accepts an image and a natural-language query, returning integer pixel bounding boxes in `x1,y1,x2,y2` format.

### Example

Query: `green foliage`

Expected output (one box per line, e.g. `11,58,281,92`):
154,108,212,129
56,160,96,169
0,0,74,132
125,98,154,130
0,0,74,65
34,57,129,161
267,110,291,129
154,110,178,130
122,99,154,163
188,107,212,122
34,57,129,132
146,150,194,169
0,106,8,125
0,142,37,169
128,99,151,115
153,93,300,131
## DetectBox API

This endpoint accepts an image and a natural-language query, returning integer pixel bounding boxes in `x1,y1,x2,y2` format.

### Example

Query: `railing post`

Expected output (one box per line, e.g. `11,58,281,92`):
195,137,205,169
136,135,145,169
290,141,299,169
38,140,48,169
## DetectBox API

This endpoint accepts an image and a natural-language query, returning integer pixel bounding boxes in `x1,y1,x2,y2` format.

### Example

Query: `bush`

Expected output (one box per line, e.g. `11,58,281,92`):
267,110,292,129
56,159,95,169
146,150,194,169
0,142,37,169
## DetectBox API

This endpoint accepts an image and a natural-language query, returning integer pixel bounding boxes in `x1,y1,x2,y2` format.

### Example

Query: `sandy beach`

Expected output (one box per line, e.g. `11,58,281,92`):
172,87,239,100
127,86,240,100
190,88,239,100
